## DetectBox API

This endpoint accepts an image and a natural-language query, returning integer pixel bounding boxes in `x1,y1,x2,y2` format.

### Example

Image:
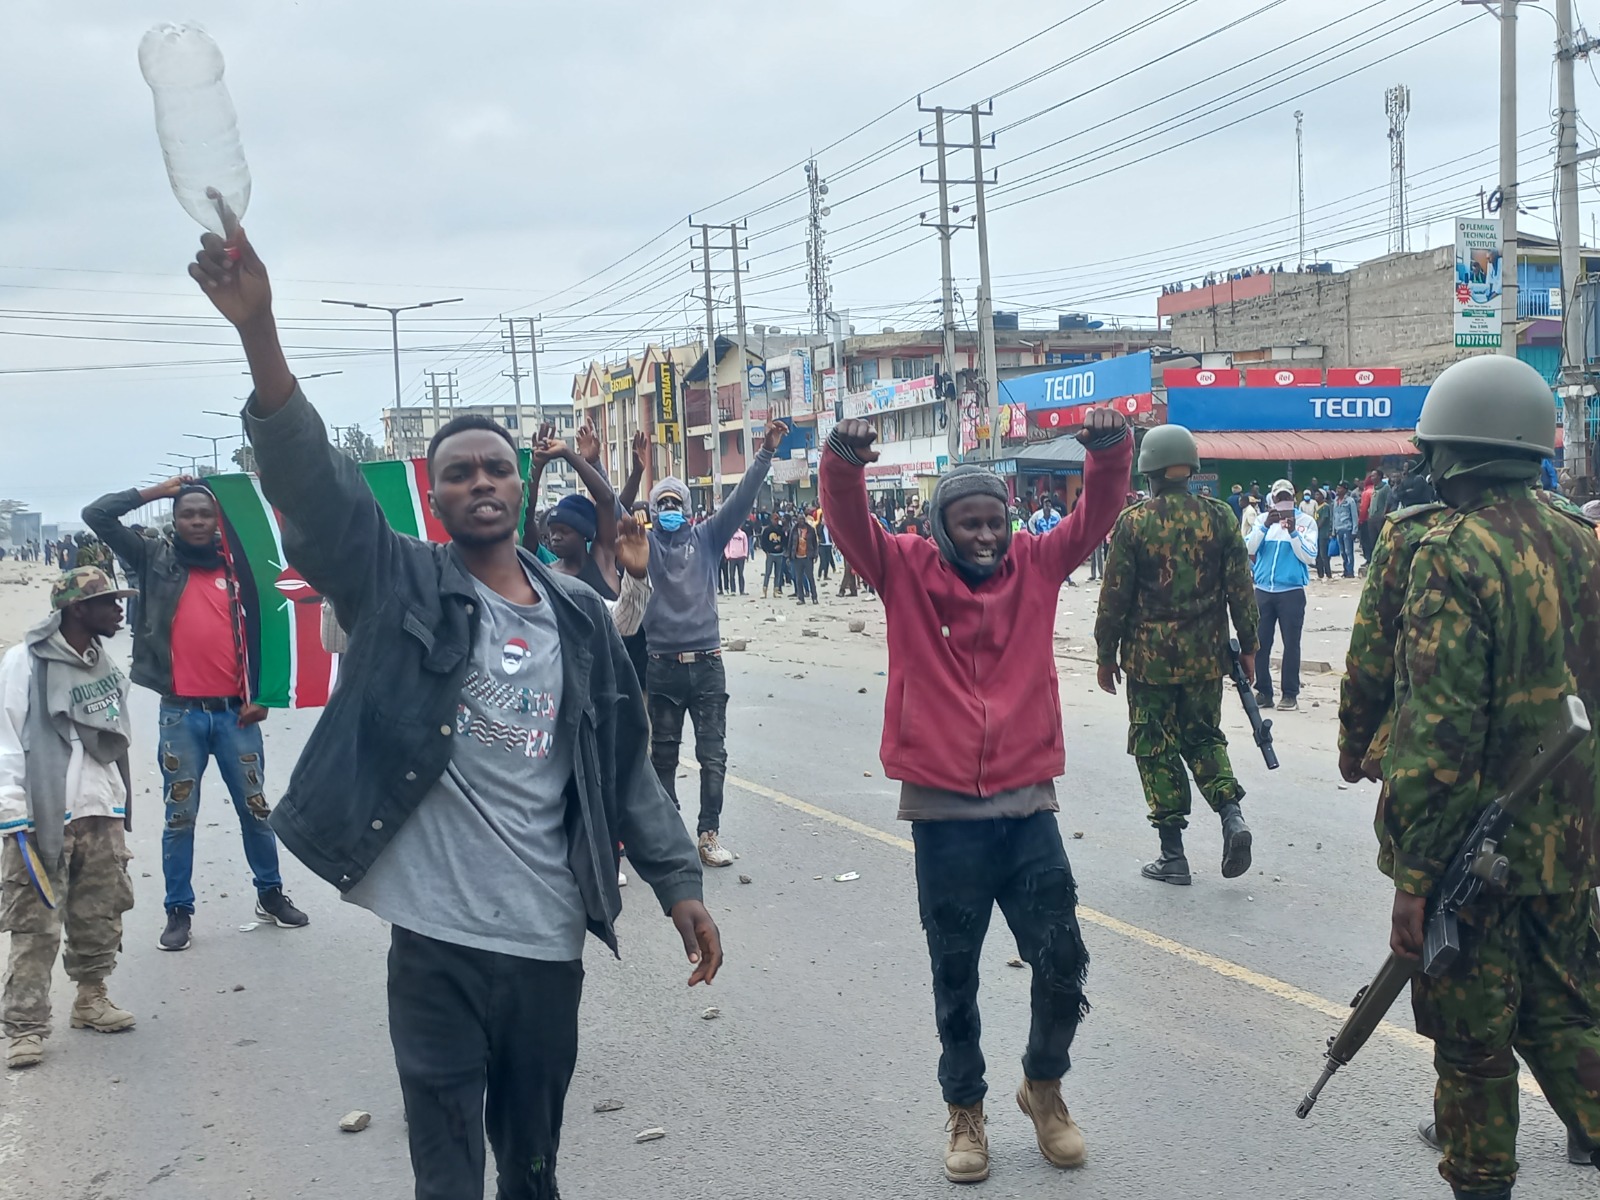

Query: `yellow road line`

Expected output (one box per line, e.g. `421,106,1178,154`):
719,769,1550,1100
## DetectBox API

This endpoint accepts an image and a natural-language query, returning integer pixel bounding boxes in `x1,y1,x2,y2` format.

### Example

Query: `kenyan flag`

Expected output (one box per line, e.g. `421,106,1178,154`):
208,454,530,708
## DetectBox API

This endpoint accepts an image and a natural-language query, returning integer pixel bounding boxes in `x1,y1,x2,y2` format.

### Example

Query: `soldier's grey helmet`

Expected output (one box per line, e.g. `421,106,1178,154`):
1415,355,1556,459
1138,424,1201,475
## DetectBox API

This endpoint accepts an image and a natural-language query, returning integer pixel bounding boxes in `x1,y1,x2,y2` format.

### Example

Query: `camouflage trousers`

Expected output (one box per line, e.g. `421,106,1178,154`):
1125,678,1244,829
1411,889,1600,1194
1,817,134,1038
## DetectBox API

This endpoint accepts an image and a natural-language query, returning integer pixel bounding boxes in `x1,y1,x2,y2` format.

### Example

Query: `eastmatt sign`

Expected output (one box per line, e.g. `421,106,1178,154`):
1166,385,1429,432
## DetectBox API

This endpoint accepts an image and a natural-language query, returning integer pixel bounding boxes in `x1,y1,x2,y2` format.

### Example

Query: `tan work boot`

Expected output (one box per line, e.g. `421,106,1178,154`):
70,981,136,1033
943,1101,989,1183
7,1034,43,1069
1016,1078,1085,1168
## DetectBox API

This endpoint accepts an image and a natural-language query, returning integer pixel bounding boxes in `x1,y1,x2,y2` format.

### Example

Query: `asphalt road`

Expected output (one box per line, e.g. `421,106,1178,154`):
2,593,1593,1199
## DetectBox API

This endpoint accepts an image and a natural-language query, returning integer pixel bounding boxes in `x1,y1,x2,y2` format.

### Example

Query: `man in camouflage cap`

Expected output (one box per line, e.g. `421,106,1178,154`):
1382,354,1600,1197
0,566,138,1070
1094,424,1260,885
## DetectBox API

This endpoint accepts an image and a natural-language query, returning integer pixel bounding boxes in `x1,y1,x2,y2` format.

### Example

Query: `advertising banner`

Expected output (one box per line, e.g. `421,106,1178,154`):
1244,367,1322,387
793,351,815,420
1031,390,1153,433
1326,367,1402,387
746,363,770,425
998,351,1152,413
1166,385,1429,432
1454,217,1503,349
842,375,937,419
654,362,679,444
1163,367,1239,388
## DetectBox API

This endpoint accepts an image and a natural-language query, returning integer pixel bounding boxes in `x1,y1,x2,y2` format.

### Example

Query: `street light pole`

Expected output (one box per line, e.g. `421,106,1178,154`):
184,432,243,472
321,298,463,410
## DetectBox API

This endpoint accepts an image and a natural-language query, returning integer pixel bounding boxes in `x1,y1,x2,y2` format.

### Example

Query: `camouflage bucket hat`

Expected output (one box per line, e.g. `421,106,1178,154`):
51,566,136,611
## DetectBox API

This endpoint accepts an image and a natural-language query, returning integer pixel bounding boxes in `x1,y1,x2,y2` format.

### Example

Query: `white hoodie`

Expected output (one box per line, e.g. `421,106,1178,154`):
0,642,127,834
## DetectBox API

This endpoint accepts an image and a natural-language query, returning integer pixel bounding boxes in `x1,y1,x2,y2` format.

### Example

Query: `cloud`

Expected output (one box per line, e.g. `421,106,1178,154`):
0,0,1559,519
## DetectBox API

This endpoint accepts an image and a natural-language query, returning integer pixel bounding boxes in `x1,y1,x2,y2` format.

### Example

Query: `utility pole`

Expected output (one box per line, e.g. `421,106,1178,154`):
919,100,972,465
969,104,999,461
524,317,545,428
729,223,754,472
501,316,528,450
692,222,724,500
1385,87,1411,254
804,160,832,338
1555,0,1600,488
1295,111,1307,267
1500,0,1521,357
425,370,458,447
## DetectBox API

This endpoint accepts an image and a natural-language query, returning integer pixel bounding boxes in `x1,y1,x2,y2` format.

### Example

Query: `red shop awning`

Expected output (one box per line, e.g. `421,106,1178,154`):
1192,430,1419,461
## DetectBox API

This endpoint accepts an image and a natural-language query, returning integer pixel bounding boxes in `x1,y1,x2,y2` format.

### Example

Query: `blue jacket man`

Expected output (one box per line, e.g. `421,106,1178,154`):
1245,479,1318,712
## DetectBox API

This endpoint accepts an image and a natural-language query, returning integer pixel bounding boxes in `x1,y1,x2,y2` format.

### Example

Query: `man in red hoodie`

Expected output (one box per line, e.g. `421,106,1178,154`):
821,408,1132,1185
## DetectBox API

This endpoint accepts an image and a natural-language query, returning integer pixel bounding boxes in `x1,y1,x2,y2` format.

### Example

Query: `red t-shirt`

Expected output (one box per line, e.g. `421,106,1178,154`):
170,567,241,698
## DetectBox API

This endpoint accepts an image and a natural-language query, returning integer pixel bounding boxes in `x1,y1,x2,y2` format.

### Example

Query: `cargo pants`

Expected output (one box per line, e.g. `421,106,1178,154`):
1125,677,1244,829
1,816,134,1038
1411,889,1600,1195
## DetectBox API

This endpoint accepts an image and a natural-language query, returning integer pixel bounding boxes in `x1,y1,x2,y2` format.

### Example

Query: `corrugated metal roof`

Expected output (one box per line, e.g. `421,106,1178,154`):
1192,430,1418,460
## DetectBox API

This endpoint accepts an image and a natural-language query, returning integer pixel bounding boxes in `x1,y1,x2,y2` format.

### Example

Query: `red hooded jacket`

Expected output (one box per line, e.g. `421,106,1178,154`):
820,434,1133,796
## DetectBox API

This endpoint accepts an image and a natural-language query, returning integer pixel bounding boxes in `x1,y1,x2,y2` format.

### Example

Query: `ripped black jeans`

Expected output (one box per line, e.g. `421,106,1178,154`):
912,812,1089,1106
388,927,582,1200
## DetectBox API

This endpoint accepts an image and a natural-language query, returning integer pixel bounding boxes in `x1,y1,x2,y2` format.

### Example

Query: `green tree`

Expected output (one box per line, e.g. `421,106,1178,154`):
231,444,258,473
0,499,25,542
340,426,380,462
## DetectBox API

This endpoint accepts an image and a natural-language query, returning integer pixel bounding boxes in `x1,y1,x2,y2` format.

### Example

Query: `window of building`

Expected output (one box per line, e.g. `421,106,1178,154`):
848,359,879,390
892,355,935,380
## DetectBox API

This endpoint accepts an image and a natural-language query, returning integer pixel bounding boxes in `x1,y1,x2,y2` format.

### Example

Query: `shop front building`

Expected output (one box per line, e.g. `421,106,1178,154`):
1164,367,1426,494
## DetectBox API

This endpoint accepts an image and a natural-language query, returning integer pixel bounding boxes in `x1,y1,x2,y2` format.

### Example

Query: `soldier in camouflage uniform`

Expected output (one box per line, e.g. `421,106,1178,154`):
1095,424,1260,885
0,567,138,1070
1383,355,1600,1198
1340,469,1597,1167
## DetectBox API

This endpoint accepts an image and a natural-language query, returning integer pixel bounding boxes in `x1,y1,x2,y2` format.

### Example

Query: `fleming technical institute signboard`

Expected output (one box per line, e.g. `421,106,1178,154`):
1454,217,1503,349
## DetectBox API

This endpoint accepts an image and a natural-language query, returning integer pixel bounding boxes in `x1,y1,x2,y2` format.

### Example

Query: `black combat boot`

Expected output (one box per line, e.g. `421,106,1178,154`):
1571,1125,1597,1166
1141,825,1191,885
1219,803,1253,879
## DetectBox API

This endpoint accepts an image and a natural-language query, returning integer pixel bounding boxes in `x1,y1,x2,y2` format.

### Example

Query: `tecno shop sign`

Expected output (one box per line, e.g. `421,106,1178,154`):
1165,386,1429,432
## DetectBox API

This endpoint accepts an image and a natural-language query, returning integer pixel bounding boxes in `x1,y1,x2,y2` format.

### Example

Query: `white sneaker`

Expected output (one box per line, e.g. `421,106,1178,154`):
698,831,735,867
618,869,628,887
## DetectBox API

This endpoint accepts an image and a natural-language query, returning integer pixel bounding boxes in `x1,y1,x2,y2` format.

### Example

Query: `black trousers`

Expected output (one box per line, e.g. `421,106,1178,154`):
388,926,583,1200
647,655,728,834
912,812,1090,1106
1255,587,1307,703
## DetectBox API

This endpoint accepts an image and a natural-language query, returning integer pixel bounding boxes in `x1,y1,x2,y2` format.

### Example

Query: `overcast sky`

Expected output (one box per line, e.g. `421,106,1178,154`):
1,0,1588,520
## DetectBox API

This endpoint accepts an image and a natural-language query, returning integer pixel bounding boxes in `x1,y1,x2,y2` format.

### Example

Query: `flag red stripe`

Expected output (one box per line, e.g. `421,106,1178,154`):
410,460,449,543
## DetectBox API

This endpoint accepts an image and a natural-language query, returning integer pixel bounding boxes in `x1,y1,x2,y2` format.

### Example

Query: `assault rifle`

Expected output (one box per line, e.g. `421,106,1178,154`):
1295,695,1592,1119
1229,638,1278,770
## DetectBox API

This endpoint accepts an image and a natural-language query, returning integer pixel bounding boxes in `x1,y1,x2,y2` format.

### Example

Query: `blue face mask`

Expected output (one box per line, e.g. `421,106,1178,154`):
656,510,687,532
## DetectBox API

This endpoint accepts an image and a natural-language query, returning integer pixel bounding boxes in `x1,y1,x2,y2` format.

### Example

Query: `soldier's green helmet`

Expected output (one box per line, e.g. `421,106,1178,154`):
1138,423,1201,475
1414,355,1556,459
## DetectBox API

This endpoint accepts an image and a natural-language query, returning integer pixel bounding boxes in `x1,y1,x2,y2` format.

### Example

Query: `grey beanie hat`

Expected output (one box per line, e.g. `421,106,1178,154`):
649,475,691,509
930,465,1010,576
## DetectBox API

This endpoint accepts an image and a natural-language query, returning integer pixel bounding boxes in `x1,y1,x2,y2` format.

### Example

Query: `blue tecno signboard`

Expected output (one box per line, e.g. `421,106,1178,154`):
1165,386,1430,433
1000,351,1152,412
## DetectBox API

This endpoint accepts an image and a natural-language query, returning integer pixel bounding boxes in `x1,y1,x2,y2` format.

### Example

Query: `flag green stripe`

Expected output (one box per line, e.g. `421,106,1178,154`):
363,461,423,538
206,475,294,708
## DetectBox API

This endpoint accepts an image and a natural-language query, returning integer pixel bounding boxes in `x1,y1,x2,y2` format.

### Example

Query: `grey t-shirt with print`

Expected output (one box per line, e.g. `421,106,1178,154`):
346,570,587,961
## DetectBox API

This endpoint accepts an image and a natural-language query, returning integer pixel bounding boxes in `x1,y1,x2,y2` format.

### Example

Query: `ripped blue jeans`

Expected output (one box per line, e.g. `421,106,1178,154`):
157,699,282,913
912,811,1089,1106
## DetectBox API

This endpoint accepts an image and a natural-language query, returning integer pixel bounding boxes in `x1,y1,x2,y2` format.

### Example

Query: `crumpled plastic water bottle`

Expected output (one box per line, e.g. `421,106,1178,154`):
138,23,251,235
